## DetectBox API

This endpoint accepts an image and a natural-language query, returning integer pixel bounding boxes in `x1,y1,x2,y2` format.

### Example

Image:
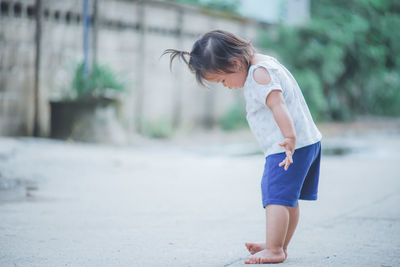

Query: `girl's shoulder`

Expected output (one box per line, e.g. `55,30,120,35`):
252,65,272,85
249,54,281,75
248,54,278,85
250,54,274,67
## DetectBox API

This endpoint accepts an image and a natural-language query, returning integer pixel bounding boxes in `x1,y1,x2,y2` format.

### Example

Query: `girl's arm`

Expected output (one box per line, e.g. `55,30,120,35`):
266,90,296,170
253,67,296,170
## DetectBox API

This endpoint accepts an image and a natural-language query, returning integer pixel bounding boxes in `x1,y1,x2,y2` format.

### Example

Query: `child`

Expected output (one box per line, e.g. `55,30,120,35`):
163,30,322,264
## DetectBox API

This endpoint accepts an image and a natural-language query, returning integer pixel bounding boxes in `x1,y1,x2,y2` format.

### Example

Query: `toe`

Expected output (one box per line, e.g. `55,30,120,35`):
245,243,254,254
244,257,255,264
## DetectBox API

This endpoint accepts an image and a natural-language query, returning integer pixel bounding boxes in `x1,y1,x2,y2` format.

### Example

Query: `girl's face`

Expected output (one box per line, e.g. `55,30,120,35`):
204,66,248,89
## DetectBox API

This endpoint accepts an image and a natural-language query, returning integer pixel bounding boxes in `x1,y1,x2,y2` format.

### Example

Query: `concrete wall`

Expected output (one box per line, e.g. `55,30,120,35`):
0,0,267,137
0,0,36,135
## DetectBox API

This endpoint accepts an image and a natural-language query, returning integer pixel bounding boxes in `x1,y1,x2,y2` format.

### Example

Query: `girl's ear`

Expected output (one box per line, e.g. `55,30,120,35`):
230,58,244,71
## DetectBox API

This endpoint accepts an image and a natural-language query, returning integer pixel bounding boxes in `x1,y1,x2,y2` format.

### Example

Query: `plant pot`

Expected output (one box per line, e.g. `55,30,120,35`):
50,97,127,143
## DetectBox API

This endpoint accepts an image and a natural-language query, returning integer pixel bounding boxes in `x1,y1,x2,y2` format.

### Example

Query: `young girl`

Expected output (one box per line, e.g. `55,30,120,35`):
163,30,322,264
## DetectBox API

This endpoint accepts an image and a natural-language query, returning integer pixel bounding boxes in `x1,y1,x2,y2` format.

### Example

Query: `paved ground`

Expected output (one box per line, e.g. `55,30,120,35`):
1,120,400,267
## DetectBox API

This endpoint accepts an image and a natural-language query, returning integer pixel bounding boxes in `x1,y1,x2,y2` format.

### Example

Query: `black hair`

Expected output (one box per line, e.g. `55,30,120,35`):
163,30,254,86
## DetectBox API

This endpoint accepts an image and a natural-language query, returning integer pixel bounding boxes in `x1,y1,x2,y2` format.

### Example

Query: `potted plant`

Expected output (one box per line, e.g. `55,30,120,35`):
50,61,127,143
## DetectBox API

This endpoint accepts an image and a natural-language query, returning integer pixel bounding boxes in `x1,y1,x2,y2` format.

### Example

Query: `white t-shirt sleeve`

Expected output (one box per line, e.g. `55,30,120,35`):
251,66,283,107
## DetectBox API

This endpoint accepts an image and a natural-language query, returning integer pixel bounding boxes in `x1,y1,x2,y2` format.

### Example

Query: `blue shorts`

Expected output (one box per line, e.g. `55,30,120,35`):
261,141,321,208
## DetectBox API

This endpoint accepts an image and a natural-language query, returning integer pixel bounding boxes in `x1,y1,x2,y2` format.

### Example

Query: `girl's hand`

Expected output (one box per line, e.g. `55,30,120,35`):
278,138,296,171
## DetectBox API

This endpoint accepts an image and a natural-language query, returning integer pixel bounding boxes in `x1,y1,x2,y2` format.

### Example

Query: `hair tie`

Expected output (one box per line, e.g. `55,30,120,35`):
185,51,191,56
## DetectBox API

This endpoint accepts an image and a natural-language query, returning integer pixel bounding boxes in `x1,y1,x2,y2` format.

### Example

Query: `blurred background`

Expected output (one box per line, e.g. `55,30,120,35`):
1,1,400,266
1,0,398,142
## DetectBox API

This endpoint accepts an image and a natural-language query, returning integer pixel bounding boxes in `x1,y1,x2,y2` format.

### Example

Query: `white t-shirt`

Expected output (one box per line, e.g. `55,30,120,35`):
243,56,322,157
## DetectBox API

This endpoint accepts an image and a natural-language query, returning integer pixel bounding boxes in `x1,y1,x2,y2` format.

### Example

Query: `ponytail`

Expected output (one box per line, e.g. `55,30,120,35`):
163,29,254,87
162,49,191,70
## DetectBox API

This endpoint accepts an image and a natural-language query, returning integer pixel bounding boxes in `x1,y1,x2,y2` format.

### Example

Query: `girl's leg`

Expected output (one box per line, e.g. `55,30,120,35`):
283,203,299,253
266,204,289,251
245,204,299,258
245,204,288,264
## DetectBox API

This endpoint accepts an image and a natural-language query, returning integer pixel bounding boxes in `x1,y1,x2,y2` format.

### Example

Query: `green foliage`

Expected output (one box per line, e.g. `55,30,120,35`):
72,62,124,99
220,100,248,131
143,118,174,139
363,69,400,115
258,0,400,120
169,0,239,14
292,70,327,122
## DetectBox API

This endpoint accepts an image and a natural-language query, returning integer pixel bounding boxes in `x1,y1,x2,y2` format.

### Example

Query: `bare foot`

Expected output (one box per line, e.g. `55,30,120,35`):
245,243,288,259
245,242,265,255
244,249,286,264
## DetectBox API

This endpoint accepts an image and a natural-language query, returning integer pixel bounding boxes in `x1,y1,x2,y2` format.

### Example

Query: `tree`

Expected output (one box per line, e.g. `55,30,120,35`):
259,0,400,120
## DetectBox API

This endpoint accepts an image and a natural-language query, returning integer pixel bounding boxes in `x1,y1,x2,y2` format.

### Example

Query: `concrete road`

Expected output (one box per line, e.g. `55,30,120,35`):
0,126,399,266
